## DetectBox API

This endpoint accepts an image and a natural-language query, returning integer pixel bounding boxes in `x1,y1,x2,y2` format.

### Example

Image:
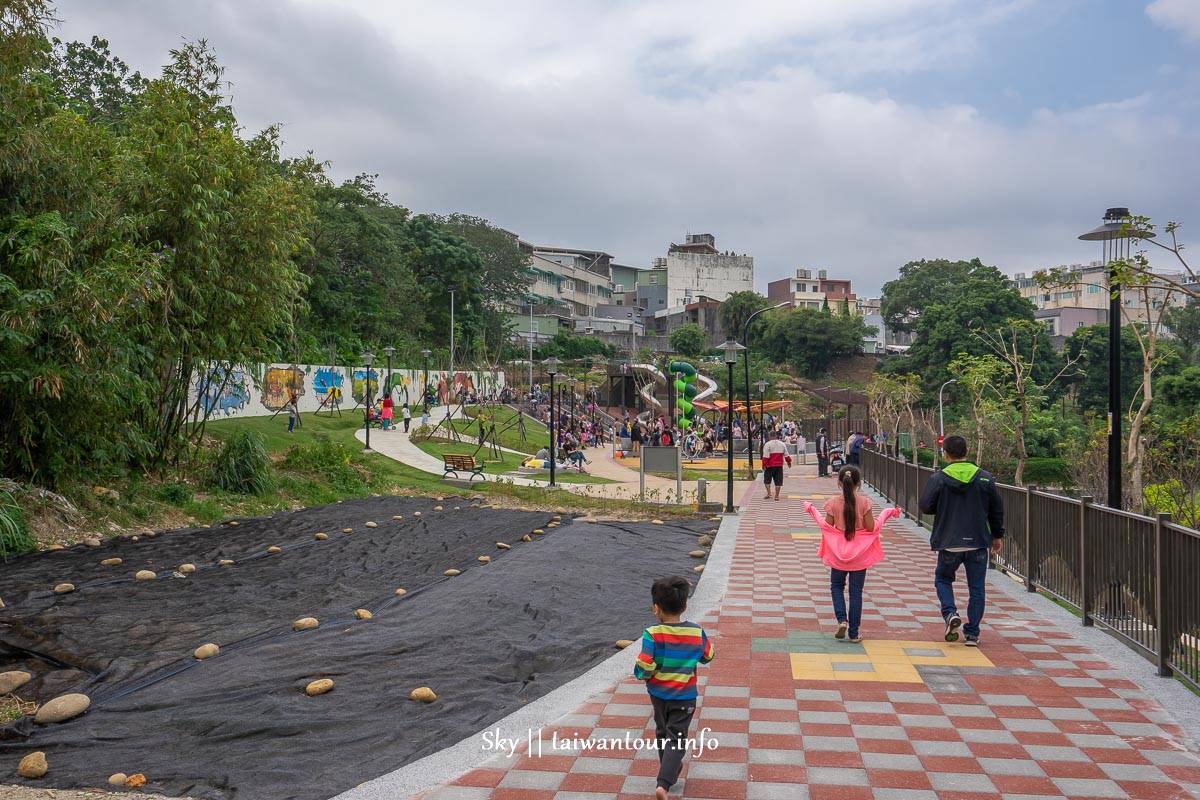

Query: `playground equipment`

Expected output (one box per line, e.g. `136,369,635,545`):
670,360,699,430
633,362,717,424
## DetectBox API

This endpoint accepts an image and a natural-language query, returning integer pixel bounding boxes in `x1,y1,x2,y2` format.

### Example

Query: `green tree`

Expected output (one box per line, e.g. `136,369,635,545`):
1164,300,1200,364
669,323,706,358
718,290,770,344
1063,324,1143,415
760,308,872,378
48,36,146,125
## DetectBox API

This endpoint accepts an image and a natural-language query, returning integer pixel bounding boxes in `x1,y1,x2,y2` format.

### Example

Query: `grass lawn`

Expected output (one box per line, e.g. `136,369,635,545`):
451,405,549,453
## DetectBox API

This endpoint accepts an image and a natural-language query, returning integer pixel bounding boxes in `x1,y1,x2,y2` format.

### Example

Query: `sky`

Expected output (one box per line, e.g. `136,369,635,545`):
48,0,1200,296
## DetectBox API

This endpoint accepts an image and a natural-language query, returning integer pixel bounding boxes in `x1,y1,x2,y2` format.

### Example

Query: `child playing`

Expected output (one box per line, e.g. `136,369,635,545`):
634,576,714,800
803,465,901,643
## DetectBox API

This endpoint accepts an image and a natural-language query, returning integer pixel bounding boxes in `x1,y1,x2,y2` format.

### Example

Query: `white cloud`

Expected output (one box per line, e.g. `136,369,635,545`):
1147,0,1200,42
45,1,1200,296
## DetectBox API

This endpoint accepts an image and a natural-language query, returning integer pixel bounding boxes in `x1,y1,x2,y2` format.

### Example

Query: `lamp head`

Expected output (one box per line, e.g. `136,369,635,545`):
383,345,395,358
544,356,560,376
362,351,375,367
717,338,746,364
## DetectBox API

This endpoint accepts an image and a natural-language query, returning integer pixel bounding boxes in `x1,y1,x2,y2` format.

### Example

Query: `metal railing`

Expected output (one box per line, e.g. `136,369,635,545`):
859,447,1200,692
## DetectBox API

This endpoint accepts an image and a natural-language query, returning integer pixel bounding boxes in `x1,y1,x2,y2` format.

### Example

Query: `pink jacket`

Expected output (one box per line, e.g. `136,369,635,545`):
803,502,902,572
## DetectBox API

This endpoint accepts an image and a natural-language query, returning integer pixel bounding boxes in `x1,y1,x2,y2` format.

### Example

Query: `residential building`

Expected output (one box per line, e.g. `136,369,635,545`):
1011,262,1187,326
1035,307,1108,351
664,233,754,308
767,268,859,313
609,264,643,304
647,299,728,348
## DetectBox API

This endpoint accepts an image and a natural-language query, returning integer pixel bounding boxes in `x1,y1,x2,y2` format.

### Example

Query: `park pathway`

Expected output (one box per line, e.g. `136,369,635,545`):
365,462,1200,800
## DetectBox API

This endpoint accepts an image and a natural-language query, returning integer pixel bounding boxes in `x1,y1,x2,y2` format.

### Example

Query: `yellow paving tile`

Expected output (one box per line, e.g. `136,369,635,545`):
787,640,994,684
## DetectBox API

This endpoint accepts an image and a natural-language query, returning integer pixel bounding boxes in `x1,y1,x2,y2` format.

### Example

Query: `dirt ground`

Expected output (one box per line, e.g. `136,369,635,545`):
0,787,187,800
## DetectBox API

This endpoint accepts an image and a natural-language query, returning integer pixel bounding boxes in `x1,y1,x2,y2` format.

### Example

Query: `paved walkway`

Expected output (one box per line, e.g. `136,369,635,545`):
356,424,754,502
403,463,1200,800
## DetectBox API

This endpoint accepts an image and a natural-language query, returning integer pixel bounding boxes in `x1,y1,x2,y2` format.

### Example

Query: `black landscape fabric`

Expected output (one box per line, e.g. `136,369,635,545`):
0,496,716,799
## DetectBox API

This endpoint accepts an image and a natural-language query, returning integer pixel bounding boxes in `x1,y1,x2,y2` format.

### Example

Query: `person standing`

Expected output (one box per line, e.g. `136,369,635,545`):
381,394,394,430
816,427,830,477
760,429,792,501
634,576,714,800
286,396,299,434
848,431,864,466
918,434,1005,647
821,465,875,642
402,403,411,433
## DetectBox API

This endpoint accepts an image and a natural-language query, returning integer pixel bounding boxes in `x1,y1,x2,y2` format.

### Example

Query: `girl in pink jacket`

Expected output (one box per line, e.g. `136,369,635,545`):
803,465,901,643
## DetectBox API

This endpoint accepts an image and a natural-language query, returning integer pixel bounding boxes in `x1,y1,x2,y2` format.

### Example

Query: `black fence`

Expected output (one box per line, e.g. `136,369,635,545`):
860,447,1200,693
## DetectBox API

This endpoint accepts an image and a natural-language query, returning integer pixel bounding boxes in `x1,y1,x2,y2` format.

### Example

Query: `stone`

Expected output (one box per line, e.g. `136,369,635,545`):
453,506,461,511
392,515,403,520
532,529,545,535
130,536,139,542
496,542,511,549
101,557,122,566
194,643,219,660
314,533,327,540
689,550,706,558
143,530,156,538
105,489,120,501
92,485,108,497
394,588,407,596
477,555,491,563
305,679,334,696
108,773,127,786
354,609,373,620
651,519,664,525
228,521,239,527
47,544,64,551
693,565,705,573
552,515,562,521
444,569,461,577
710,516,721,521
134,570,156,580
410,687,437,703
615,639,635,649
0,671,32,694
18,751,47,779
84,538,101,547
34,693,90,724
267,546,282,554
292,617,319,631
521,535,532,542
179,564,196,574
218,559,234,566
698,535,713,547
413,511,421,517
434,505,443,511
342,527,353,533
365,521,378,528
53,583,75,594
124,773,146,787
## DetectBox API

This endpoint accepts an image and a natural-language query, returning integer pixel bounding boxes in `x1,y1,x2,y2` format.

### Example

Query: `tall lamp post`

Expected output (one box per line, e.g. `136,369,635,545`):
545,357,559,488
383,345,395,402
361,351,375,453
938,378,957,468
718,339,747,513
1078,207,1154,510
756,378,768,461
420,348,431,412
742,302,788,474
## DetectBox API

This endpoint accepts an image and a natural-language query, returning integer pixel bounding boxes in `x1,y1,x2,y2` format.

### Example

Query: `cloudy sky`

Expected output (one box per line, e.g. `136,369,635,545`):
50,0,1200,296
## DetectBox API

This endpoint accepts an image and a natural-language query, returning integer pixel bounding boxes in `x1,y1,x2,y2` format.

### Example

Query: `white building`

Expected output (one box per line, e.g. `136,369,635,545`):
663,233,754,308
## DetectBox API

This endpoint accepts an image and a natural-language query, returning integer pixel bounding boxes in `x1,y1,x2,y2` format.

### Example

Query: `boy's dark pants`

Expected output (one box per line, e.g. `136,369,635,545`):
650,696,696,790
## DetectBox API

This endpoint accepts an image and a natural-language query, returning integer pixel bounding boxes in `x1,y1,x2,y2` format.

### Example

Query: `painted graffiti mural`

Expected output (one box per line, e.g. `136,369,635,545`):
196,365,251,417
262,365,306,411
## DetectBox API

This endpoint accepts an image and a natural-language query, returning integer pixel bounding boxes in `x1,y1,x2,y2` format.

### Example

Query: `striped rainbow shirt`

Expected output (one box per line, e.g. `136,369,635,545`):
633,621,714,700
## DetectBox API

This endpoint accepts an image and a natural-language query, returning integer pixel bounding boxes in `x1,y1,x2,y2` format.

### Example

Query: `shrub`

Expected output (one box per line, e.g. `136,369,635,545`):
0,489,36,559
282,436,366,493
208,429,273,495
155,481,194,505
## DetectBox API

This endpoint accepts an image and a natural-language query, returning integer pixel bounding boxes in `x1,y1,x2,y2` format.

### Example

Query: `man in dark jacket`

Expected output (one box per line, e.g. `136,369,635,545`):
917,434,1004,647
815,427,830,477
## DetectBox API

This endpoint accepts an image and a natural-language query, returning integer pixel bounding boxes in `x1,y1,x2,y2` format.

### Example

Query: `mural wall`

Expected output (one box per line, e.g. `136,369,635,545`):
190,363,506,420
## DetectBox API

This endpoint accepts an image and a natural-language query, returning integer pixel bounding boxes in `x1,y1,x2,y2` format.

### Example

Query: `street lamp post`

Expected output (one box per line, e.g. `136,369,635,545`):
545,357,560,488
420,348,431,413
717,339,747,513
361,351,375,453
383,345,395,403
1078,207,1154,510
742,302,788,474
756,378,768,462
938,379,957,439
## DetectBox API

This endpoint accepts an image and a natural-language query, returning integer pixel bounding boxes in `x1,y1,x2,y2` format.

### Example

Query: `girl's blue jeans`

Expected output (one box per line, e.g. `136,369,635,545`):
831,568,867,637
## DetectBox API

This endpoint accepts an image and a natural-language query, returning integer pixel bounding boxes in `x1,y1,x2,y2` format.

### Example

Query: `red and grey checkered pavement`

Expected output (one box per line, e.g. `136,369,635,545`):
420,467,1200,800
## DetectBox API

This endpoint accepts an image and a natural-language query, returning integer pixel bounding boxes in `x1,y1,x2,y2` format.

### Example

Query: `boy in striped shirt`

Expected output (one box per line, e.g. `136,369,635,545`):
634,576,715,799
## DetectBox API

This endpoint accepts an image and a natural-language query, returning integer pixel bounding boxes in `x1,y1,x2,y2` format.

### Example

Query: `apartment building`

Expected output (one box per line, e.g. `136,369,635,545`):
767,268,859,313
664,233,755,308
1011,261,1187,327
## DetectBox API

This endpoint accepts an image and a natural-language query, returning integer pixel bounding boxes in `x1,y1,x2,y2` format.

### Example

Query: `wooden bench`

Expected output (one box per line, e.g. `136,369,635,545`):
442,453,485,482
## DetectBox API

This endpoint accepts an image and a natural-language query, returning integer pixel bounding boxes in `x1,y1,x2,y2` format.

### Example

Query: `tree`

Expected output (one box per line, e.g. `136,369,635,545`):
1164,300,1200,363
882,258,996,332
760,307,872,378
717,290,770,344
669,323,706,359
973,320,1082,485
1063,325,1143,415
947,352,1007,463
48,36,146,125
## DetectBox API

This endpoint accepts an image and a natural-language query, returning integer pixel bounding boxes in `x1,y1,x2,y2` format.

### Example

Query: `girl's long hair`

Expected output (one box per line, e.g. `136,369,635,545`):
840,465,862,541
